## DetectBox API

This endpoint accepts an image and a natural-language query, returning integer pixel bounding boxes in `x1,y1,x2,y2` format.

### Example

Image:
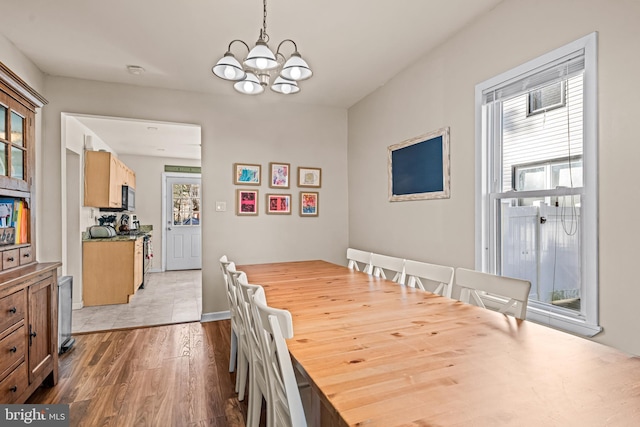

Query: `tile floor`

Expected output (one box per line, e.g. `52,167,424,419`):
72,269,202,333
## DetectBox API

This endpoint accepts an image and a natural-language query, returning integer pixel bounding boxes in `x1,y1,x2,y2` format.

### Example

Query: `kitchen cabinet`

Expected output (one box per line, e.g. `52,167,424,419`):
82,237,144,306
84,150,136,209
0,61,61,404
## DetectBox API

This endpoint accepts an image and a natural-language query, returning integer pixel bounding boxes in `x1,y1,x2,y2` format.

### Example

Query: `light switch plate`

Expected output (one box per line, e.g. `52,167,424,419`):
215,201,226,212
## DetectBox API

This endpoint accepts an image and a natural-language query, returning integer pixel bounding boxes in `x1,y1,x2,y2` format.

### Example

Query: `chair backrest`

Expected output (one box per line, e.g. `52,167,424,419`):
404,260,455,298
455,268,531,320
237,275,273,426
370,253,406,284
219,255,231,285
252,296,307,427
236,275,263,345
225,262,241,319
346,248,373,274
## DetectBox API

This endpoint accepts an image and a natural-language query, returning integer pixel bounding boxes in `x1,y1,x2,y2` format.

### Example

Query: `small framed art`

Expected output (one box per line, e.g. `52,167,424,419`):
236,189,259,215
300,191,319,217
269,162,290,188
234,163,261,185
266,193,292,215
297,167,321,188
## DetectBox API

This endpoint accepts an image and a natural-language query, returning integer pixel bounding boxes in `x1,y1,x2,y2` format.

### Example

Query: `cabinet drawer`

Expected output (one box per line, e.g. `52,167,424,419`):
2,249,19,270
0,362,28,404
19,246,33,265
0,290,26,332
0,324,25,381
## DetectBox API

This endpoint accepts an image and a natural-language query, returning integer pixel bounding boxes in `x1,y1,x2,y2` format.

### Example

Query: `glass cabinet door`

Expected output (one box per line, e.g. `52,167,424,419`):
0,104,27,181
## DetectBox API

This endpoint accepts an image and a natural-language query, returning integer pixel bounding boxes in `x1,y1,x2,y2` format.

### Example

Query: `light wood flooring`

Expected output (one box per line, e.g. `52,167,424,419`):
72,270,202,333
27,320,250,427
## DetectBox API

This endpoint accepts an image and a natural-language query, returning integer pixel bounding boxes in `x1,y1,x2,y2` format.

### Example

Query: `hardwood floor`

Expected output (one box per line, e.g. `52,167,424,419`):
27,320,249,427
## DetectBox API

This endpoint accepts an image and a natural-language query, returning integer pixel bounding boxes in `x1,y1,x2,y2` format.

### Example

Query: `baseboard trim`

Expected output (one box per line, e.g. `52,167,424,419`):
72,301,84,310
201,311,231,322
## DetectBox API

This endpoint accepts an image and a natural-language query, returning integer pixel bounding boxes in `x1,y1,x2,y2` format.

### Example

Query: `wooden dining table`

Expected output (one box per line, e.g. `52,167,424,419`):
239,260,640,426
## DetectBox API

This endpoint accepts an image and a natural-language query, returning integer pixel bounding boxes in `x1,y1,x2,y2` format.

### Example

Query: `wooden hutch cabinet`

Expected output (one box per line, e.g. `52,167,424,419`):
0,62,61,404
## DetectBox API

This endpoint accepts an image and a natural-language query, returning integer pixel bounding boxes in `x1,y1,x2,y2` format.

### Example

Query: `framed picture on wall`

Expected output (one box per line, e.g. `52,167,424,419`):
269,162,290,188
266,193,292,215
388,127,450,201
297,167,321,188
300,191,319,217
236,189,259,215
234,163,261,185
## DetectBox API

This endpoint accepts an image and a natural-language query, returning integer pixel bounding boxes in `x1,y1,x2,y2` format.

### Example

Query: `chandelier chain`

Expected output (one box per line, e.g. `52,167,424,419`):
263,0,268,40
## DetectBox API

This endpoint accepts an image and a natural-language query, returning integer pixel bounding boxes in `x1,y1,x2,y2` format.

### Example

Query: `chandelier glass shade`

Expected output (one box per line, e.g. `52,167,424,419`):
234,72,264,95
212,0,312,95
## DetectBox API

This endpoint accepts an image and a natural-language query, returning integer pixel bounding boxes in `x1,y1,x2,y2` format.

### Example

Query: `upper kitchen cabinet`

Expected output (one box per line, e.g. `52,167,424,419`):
84,151,135,208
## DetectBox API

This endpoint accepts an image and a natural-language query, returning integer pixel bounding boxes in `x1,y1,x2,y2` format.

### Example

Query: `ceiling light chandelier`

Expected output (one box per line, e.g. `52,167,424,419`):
212,0,312,95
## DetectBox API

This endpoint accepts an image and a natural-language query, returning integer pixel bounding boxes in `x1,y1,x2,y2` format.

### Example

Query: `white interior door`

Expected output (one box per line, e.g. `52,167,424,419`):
165,176,202,270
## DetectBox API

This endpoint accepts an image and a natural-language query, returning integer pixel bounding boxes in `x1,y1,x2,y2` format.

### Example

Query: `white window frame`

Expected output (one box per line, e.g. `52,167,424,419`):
474,33,600,337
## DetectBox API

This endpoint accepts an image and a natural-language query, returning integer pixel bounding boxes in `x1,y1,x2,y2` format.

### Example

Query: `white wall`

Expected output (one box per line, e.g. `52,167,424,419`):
347,0,640,355
62,115,115,307
39,77,348,316
118,153,201,270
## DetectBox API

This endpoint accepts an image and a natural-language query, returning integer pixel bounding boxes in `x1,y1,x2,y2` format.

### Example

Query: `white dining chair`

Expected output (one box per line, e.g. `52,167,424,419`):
220,255,239,373
226,264,250,400
404,259,455,298
455,268,532,320
252,295,307,427
370,253,406,284
346,248,373,274
237,280,272,427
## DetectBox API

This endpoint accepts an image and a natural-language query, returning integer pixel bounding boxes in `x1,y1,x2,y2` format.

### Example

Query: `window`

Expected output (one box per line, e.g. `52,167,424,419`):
475,33,599,336
172,183,201,226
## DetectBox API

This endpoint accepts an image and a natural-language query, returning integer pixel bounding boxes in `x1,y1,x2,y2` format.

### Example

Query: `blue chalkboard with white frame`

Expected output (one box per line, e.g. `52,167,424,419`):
387,127,450,201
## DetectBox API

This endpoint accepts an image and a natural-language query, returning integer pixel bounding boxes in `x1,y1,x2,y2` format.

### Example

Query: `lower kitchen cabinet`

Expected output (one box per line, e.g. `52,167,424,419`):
83,238,143,306
0,263,61,403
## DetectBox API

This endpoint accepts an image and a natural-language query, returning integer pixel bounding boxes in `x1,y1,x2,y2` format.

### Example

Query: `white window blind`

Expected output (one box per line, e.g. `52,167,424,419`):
482,51,585,104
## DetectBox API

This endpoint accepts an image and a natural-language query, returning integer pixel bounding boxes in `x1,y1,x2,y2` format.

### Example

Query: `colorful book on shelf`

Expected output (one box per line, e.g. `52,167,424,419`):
13,200,21,243
20,203,28,243
11,199,24,244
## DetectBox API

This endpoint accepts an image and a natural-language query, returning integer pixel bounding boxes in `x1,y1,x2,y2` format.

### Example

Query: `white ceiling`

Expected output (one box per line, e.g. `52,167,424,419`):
73,115,202,160
0,0,503,158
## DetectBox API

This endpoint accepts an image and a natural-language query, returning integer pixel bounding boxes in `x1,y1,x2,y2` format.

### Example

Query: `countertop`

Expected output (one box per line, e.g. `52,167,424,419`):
82,225,153,242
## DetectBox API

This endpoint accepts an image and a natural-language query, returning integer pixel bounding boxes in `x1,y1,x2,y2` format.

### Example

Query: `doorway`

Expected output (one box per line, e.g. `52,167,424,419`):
163,174,202,271
62,113,203,332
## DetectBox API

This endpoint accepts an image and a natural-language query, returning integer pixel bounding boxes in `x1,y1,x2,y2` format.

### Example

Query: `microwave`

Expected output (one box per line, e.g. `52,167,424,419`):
100,185,135,212
122,185,135,211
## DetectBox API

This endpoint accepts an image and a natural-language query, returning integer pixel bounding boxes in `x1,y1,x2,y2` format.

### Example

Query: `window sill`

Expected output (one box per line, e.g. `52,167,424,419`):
526,305,602,337
480,294,602,337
